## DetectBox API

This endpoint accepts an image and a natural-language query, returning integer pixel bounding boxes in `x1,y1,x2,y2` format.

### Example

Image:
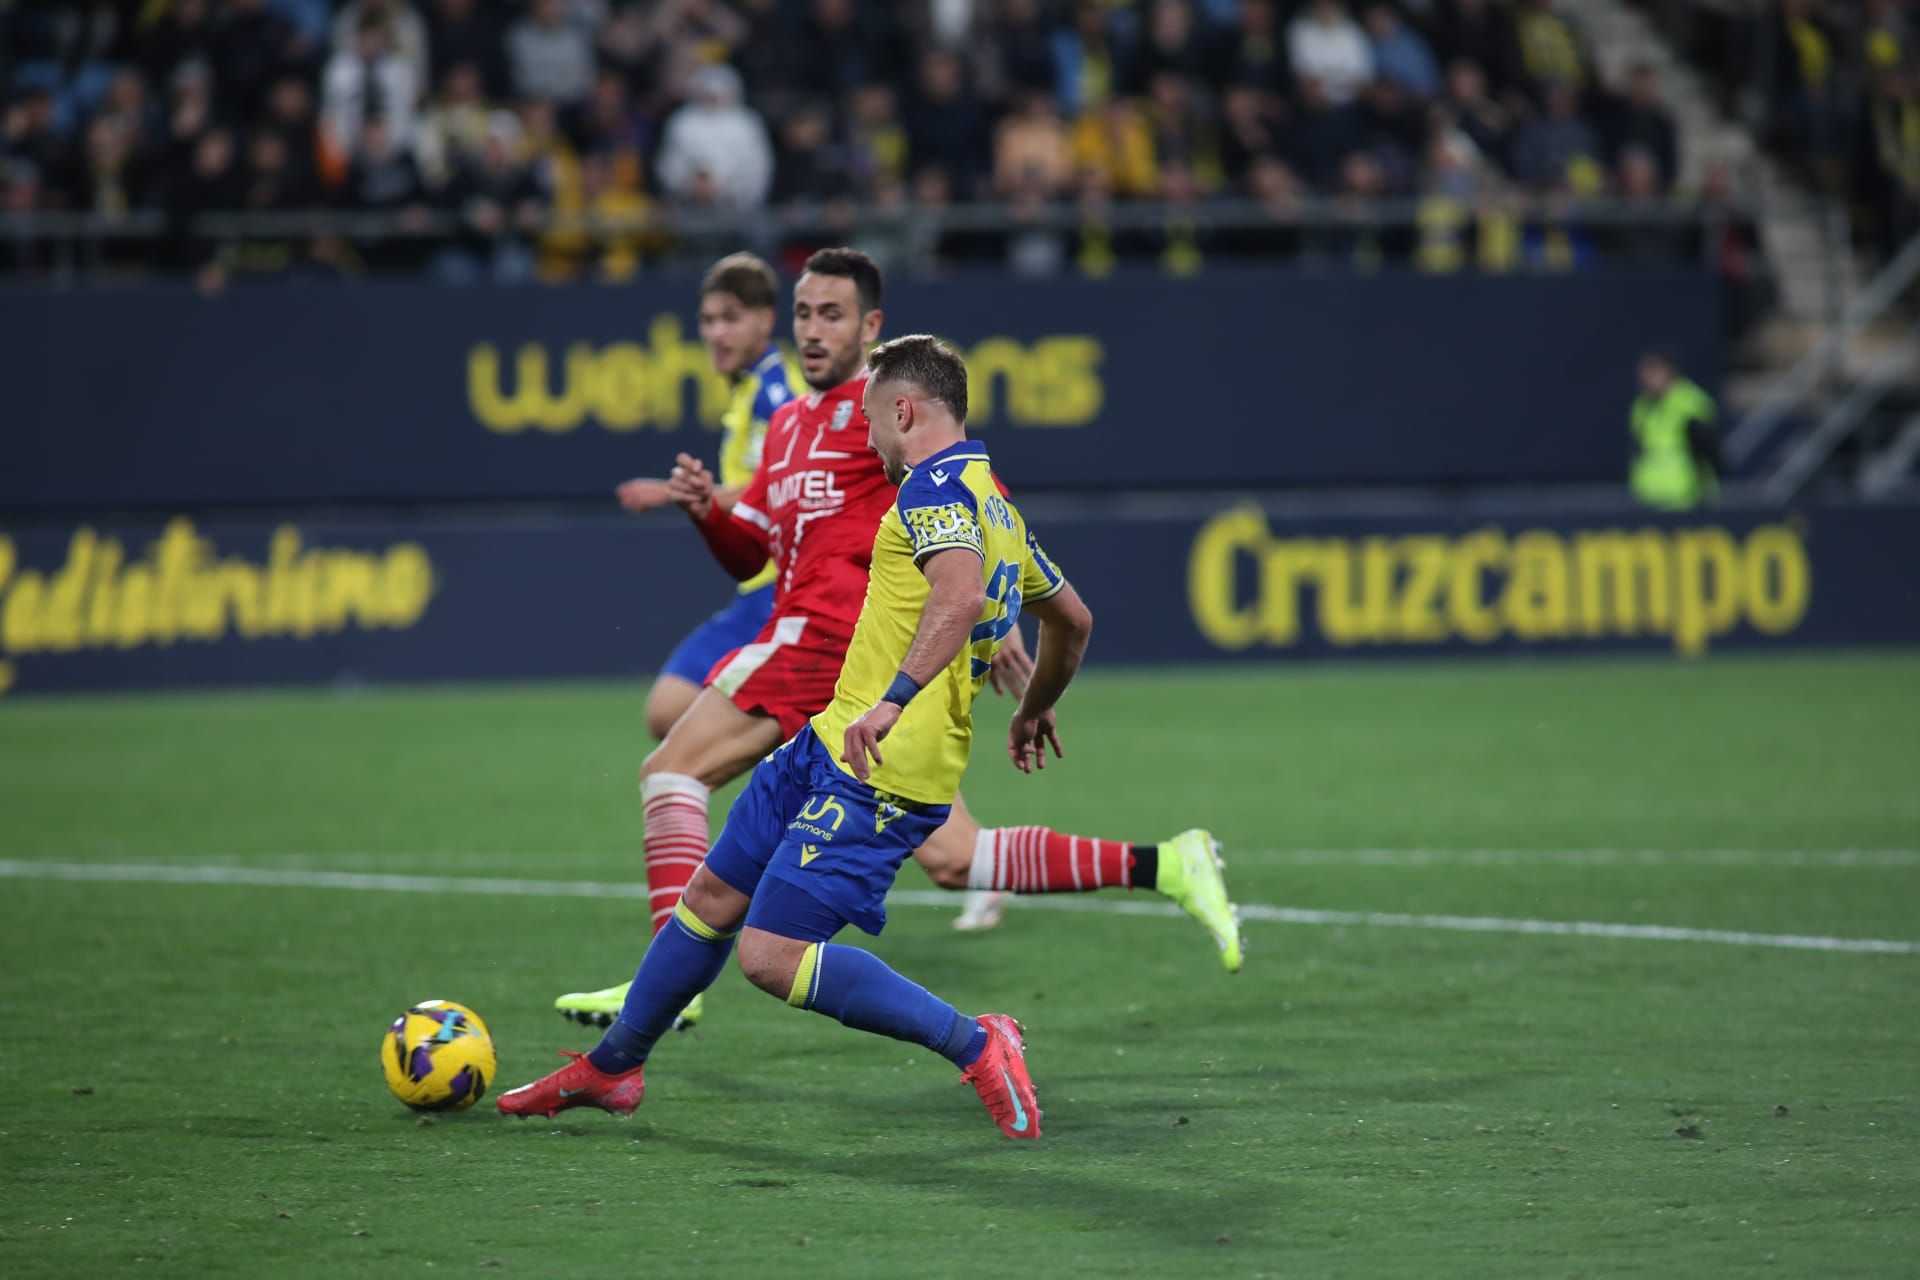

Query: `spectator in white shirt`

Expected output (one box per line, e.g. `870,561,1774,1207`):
322,13,420,158
656,64,773,208
1289,0,1374,105
331,0,430,96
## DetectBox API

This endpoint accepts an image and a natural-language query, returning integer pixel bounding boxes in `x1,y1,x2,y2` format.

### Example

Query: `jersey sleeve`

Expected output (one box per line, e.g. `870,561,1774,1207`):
696,499,772,581
728,399,795,530
727,447,772,534
1019,527,1066,603
895,468,986,567
702,423,776,580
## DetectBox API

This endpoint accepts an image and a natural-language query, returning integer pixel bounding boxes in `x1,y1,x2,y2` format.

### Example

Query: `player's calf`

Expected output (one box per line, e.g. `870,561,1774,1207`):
549,893,744,1101
967,826,1156,893
964,825,1243,968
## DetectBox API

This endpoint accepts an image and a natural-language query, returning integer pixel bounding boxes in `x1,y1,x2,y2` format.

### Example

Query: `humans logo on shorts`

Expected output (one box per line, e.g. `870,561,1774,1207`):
792,794,848,841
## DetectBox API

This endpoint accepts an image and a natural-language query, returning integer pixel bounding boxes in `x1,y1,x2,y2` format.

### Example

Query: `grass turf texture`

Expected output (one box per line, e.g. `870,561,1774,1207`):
1,653,1916,1277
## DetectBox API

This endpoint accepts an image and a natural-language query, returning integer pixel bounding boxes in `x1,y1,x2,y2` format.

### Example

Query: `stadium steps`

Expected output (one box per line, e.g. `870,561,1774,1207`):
1860,410,1920,497
1561,0,1908,418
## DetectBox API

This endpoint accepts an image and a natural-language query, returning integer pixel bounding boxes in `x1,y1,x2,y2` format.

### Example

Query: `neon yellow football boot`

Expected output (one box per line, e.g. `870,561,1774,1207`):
555,984,703,1032
1155,829,1243,972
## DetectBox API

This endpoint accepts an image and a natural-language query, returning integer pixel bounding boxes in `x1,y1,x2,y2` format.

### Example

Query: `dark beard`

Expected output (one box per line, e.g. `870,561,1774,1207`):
803,349,863,391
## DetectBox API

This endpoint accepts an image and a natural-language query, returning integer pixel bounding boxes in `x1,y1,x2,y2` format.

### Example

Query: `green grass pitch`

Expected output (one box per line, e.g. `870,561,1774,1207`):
1,653,1917,1277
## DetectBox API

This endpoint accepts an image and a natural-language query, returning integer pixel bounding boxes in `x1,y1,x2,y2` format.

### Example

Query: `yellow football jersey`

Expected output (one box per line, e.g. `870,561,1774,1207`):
810,440,1066,805
719,345,801,593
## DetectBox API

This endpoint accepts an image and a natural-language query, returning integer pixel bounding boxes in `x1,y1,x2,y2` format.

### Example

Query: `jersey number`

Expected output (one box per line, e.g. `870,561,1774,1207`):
969,559,1022,678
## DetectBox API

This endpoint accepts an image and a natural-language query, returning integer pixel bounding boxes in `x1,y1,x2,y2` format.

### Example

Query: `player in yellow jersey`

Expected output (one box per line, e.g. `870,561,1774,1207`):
616,253,800,741
501,336,1091,1137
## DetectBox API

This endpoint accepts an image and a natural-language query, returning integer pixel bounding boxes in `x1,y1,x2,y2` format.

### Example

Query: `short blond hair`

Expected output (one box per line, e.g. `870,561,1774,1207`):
867,334,968,423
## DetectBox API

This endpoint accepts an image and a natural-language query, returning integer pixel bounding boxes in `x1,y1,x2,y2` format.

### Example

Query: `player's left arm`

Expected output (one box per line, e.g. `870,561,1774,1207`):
987,620,1034,698
1007,579,1091,774
839,548,986,783
1006,529,1085,773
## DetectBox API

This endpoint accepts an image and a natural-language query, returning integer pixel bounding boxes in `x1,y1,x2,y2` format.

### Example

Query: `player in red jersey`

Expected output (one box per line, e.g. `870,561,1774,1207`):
551,249,1240,1027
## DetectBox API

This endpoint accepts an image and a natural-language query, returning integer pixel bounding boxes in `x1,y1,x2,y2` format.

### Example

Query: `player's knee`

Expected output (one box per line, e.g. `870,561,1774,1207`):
643,680,695,741
918,848,970,890
679,868,746,932
736,935,796,1001
639,743,679,781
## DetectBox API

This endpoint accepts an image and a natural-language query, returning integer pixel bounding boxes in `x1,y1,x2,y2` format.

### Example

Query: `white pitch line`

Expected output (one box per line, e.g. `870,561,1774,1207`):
0,859,1914,956
1242,848,1920,869
23,847,1920,873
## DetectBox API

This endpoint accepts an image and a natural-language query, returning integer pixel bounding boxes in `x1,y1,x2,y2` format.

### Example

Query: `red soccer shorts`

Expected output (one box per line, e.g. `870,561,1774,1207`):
704,615,850,740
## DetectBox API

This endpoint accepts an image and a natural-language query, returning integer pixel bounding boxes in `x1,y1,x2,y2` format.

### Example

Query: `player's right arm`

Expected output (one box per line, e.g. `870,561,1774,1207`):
628,362,774,517
620,471,749,516
616,477,673,513
1007,577,1091,775
668,452,772,581
839,546,988,783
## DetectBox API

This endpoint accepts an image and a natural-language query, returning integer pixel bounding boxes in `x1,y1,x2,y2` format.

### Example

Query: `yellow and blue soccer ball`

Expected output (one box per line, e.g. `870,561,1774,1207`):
380,999,496,1112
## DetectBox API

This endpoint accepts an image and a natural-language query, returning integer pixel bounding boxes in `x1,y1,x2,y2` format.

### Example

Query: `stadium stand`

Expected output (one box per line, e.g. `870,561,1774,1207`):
1,0,1770,283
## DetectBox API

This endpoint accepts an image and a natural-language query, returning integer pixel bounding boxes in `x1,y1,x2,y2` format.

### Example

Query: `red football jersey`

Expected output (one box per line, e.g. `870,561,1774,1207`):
727,373,893,637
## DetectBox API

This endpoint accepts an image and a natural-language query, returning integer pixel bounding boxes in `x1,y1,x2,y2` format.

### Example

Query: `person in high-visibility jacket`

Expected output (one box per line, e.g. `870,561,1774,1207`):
1630,350,1721,510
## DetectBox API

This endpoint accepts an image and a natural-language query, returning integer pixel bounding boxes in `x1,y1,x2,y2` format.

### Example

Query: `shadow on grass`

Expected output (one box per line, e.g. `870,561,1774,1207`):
652,1128,1282,1245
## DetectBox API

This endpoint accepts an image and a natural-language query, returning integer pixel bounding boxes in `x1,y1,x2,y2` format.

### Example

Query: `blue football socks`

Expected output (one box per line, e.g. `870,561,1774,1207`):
588,903,736,1075
789,942,987,1068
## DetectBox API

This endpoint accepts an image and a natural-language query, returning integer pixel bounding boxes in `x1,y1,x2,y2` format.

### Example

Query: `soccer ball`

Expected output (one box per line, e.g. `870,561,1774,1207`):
380,999,496,1112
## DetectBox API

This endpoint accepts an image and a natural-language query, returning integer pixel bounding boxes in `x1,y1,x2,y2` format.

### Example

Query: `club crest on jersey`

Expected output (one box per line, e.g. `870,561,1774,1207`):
904,502,985,554
830,401,855,431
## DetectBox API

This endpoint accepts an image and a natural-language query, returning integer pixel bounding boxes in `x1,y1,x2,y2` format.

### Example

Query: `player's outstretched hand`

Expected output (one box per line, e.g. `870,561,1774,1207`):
667,453,715,520
1007,707,1064,774
616,477,672,514
988,626,1034,698
841,702,903,783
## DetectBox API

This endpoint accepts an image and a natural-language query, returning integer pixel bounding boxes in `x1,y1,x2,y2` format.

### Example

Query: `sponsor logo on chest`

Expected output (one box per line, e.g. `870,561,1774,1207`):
768,469,847,510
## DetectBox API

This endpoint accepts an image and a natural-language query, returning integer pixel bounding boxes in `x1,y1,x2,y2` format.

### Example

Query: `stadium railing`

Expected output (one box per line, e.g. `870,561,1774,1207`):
0,196,1746,279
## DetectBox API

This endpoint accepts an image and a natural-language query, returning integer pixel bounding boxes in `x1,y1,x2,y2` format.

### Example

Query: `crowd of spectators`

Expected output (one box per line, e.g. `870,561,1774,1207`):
1,0,1723,280
1671,0,1919,259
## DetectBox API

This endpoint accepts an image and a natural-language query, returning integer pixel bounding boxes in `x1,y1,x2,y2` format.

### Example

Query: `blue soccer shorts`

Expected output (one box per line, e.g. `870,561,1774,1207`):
658,584,775,685
704,727,951,939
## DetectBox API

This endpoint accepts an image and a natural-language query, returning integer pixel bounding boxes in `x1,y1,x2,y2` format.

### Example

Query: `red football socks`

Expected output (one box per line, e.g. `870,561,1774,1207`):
973,826,1156,892
641,773,711,934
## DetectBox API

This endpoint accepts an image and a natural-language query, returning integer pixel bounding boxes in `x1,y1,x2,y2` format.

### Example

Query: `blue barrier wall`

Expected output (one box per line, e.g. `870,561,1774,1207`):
3,499,1913,696
1,271,1719,508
